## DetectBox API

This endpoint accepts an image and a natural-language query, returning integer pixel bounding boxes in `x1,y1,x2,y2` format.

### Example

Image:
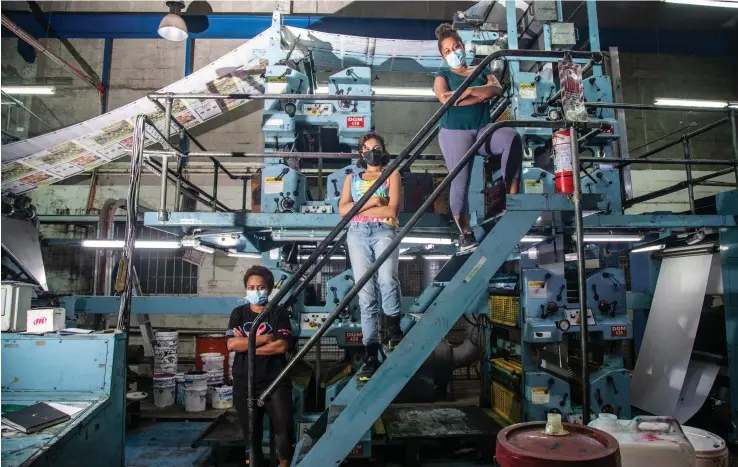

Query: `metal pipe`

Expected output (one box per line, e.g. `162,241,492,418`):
579,157,733,166
398,126,440,172
1,14,100,91
731,110,738,189
175,176,182,211
578,129,600,143
256,120,607,408
625,118,730,165
569,126,591,425
244,50,601,465
149,97,208,151
683,137,695,214
212,163,219,212
694,181,735,188
629,122,697,153
142,149,443,160
242,179,248,212
158,96,173,222
586,102,730,114
149,92,439,103
624,167,735,208
144,158,230,211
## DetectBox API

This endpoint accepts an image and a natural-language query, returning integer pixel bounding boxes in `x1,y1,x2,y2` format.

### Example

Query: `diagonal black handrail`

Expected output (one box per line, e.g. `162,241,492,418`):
245,49,601,466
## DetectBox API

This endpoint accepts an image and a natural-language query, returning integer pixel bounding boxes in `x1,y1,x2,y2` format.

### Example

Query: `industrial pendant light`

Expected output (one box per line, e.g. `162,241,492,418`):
158,1,188,42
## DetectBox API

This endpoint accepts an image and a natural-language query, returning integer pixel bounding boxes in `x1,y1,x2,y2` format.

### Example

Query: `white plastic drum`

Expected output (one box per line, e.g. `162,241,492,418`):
184,387,208,412
211,385,233,409
152,373,176,408
683,426,728,467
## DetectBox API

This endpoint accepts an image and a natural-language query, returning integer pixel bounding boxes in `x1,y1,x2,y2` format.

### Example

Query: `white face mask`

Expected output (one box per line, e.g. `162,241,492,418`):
445,49,466,68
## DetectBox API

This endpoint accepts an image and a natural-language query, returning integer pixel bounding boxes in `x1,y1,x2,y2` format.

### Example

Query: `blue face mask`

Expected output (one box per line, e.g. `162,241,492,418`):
445,49,466,69
246,290,268,306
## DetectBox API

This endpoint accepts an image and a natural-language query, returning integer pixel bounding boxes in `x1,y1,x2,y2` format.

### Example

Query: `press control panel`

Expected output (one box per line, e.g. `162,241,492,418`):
302,312,331,331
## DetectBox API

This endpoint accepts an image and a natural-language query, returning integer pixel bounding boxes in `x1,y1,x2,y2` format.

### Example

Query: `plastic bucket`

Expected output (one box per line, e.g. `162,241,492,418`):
184,387,208,412
153,373,176,408
207,369,224,384
154,330,178,374
201,352,225,375
211,384,233,409
195,334,229,377
184,370,208,390
683,426,728,467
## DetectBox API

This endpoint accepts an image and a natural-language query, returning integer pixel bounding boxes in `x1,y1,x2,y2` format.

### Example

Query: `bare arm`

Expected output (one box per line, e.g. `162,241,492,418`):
226,328,274,352
255,339,290,356
454,74,501,107
359,171,402,219
434,75,452,104
338,175,385,217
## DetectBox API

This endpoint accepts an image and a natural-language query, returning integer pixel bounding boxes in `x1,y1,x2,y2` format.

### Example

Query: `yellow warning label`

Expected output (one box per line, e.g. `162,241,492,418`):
267,77,287,83
531,387,550,405
528,281,545,288
524,179,543,194
264,177,284,194
518,83,536,100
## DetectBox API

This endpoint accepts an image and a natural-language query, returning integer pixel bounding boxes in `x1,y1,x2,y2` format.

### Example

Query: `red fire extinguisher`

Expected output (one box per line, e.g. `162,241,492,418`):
553,129,573,194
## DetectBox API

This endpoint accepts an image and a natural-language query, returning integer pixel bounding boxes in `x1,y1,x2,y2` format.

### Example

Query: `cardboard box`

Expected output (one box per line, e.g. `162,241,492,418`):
26,308,66,333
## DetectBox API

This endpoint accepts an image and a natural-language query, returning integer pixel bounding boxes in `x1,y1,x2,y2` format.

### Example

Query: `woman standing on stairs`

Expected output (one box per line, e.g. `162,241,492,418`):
433,23,524,252
339,131,404,381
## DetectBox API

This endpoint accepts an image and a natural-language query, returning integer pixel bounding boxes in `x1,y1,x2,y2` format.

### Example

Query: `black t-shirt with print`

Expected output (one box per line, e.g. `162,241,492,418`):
226,304,293,389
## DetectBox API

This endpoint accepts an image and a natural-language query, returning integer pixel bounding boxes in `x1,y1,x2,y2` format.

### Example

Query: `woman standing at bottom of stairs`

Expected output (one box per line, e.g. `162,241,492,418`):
339,131,405,381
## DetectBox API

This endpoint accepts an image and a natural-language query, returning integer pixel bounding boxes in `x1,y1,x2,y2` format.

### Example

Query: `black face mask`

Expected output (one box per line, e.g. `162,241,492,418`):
362,148,384,167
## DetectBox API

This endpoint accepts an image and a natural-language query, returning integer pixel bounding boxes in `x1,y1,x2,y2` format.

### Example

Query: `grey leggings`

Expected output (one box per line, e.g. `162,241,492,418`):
438,125,523,217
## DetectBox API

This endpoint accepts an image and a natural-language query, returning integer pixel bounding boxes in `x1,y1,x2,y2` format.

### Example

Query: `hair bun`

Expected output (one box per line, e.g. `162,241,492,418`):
435,23,455,40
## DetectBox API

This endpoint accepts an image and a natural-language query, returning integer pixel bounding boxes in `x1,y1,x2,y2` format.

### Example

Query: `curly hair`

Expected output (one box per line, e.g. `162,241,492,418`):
243,265,275,293
356,131,389,169
435,23,463,54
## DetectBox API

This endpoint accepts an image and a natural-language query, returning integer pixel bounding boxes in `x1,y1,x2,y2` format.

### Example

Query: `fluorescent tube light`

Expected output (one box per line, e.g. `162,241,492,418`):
399,255,415,260
81,239,181,249
664,0,738,7
298,255,346,261
631,244,666,253
135,240,181,249
729,103,738,109
423,255,452,260
580,234,644,242
226,252,262,259
1,86,56,95
654,98,727,108
521,235,547,243
403,237,454,245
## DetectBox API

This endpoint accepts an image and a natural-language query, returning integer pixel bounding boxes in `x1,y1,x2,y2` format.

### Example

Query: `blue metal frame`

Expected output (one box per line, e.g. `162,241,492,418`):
101,38,113,112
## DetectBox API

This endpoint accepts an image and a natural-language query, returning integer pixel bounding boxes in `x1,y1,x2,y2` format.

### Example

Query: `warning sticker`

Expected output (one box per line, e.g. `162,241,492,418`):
531,387,550,405
518,83,537,100
527,281,547,299
524,179,543,194
264,177,284,194
347,116,365,128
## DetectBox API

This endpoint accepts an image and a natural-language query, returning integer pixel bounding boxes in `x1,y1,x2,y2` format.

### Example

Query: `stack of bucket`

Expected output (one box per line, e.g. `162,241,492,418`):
183,370,208,412
153,330,178,374
152,373,176,408
201,352,232,409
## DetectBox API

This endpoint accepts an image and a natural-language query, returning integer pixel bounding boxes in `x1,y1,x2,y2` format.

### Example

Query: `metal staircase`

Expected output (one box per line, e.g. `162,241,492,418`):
293,208,541,465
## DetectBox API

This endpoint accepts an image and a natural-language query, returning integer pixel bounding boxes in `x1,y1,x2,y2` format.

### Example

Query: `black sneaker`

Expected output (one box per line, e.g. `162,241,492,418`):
358,356,380,381
386,315,403,350
459,232,479,253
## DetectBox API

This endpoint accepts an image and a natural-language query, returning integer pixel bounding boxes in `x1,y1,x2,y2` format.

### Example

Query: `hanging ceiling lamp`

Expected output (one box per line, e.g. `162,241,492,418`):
158,1,188,42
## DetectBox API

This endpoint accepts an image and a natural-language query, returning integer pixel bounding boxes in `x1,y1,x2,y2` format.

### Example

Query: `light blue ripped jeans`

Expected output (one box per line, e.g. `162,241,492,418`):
346,222,402,346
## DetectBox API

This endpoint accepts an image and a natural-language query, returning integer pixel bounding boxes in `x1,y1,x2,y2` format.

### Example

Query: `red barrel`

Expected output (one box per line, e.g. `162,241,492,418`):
496,421,621,467
553,129,574,194
195,334,230,378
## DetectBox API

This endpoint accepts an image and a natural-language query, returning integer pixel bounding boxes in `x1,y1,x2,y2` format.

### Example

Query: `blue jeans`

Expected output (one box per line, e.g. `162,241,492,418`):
346,222,402,346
